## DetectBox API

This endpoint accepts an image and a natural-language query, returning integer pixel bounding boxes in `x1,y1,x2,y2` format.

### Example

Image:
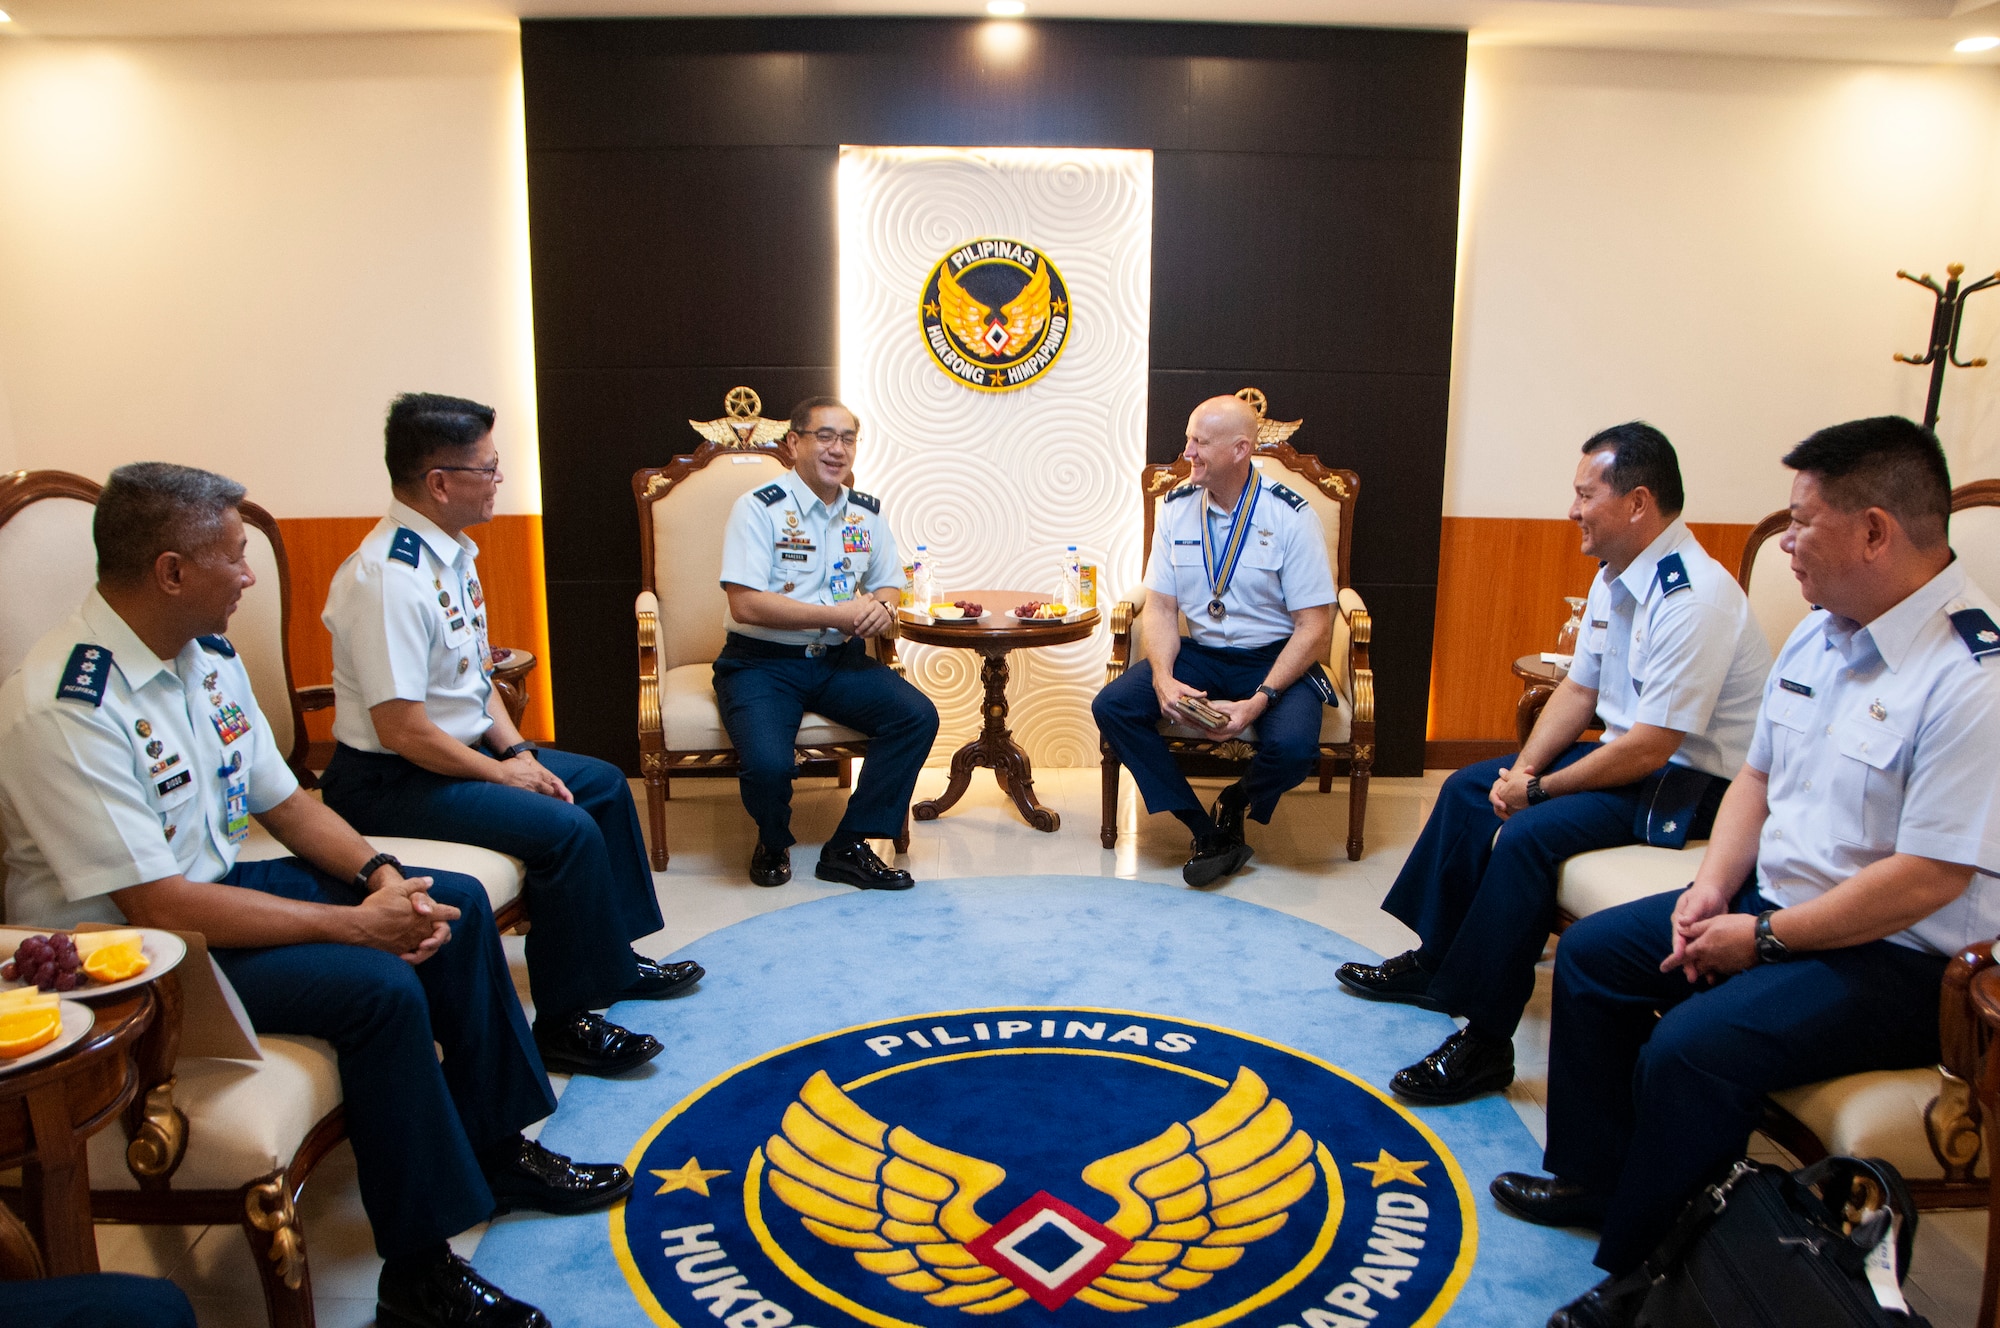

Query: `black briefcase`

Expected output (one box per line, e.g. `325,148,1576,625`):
1628,1156,1929,1327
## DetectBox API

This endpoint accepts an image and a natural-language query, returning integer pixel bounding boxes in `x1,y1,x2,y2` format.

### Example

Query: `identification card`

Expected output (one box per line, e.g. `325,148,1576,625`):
221,766,250,845
828,572,855,603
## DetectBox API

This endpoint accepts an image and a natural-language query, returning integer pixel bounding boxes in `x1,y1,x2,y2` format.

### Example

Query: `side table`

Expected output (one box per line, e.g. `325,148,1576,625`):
1511,654,1567,747
898,591,1100,832
490,647,537,729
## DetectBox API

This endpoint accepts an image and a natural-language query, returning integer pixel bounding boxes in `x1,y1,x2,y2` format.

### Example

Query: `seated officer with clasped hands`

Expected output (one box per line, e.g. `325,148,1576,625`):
714,396,939,889
1495,418,2000,1328
0,463,610,1328
319,393,701,1079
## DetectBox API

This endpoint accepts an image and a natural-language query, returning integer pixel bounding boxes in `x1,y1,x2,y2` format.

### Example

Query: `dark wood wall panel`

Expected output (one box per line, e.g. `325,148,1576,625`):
524,17,1465,776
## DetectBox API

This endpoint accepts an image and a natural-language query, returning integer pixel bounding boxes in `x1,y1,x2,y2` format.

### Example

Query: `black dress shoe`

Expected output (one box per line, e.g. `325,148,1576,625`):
1391,1027,1515,1104
1210,782,1248,845
1335,950,1446,1012
1183,831,1253,887
1547,1277,1642,1328
750,841,791,887
1490,1172,1606,1228
378,1248,549,1328
480,1135,634,1215
816,839,915,890
533,1010,662,1076
620,954,704,999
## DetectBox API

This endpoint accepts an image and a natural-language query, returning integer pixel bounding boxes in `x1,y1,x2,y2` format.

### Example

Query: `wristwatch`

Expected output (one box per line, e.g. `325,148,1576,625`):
1255,684,1282,705
1754,909,1792,964
1524,775,1551,806
500,741,537,761
354,852,402,891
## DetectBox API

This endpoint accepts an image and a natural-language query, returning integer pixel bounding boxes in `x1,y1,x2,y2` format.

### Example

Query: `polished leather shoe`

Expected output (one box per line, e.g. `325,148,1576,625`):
1391,1027,1515,1104
533,1010,662,1076
378,1248,549,1328
619,954,704,999
750,841,791,887
1210,782,1248,845
1490,1172,1606,1229
816,839,915,891
481,1135,634,1215
1183,831,1253,887
1547,1277,1642,1328
1335,950,1446,1012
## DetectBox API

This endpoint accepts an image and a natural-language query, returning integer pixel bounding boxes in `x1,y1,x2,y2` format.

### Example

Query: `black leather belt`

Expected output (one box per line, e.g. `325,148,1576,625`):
721,632,858,661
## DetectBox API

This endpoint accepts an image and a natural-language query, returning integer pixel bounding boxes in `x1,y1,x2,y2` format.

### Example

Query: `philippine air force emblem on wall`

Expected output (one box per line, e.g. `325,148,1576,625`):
615,1008,1474,1328
920,240,1071,392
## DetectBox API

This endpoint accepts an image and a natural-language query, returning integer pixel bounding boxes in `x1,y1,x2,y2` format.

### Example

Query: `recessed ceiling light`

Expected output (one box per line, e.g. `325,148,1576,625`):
986,1,1026,15
1957,35,2000,53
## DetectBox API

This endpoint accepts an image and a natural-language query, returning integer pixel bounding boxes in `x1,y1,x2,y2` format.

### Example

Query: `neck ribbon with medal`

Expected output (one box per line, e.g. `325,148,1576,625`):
1200,477,1262,620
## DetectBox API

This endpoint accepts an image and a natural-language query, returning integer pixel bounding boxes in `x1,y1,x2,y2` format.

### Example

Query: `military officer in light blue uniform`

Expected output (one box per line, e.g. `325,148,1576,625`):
1341,423,1771,1106
0,463,621,1328
1492,417,2000,1328
715,397,938,890
1091,395,1338,887
319,393,700,1081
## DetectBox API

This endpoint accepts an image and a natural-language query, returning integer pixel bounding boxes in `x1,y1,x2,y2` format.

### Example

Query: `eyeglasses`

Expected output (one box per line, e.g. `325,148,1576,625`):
432,461,501,483
800,428,859,447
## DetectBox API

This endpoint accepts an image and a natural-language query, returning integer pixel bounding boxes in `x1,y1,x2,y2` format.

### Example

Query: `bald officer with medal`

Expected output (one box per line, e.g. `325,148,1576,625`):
0,463,614,1328
320,393,701,1082
1091,395,1337,886
714,396,939,890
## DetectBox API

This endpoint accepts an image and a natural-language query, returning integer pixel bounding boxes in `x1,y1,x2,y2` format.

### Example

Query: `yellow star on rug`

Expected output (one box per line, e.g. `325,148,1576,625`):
1351,1149,1428,1188
651,1157,730,1196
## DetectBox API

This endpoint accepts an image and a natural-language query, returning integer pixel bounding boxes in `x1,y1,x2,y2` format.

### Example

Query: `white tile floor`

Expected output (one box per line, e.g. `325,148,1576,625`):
81,765,1989,1326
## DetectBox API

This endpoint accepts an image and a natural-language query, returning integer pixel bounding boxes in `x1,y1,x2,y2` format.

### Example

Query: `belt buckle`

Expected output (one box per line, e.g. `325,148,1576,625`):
805,643,826,658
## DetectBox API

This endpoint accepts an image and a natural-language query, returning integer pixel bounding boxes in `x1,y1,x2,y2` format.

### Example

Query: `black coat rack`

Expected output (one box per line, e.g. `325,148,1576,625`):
1894,262,1997,432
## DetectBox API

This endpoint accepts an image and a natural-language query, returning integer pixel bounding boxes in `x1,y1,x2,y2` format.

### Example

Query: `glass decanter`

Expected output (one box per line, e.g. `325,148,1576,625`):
1554,596,1587,656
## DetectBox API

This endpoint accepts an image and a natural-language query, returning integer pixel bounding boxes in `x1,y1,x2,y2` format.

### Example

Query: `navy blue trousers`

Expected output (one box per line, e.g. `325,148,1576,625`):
1383,745,1710,1037
213,859,556,1260
0,1273,196,1328
712,637,939,850
1546,887,1947,1274
1091,638,1324,823
320,744,662,1016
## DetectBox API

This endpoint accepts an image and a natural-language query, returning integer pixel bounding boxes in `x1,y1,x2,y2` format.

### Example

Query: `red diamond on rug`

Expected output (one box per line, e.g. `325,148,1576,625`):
965,1191,1134,1310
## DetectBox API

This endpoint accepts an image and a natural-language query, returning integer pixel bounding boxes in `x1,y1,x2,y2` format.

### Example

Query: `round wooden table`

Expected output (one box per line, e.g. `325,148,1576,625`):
898,591,1100,832
490,646,537,729
0,988,156,1274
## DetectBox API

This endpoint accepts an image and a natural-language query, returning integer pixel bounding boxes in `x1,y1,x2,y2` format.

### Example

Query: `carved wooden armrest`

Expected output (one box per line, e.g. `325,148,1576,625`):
296,684,335,713
636,593,661,741
1106,600,1138,684
871,633,904,678
124,969,188,1188
1929,941,2000,1183
1337,587,1374,726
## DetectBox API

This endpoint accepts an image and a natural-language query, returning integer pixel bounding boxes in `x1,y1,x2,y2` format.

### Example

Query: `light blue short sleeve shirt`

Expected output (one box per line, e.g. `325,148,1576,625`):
718,471,902,647
1143,470,1336,650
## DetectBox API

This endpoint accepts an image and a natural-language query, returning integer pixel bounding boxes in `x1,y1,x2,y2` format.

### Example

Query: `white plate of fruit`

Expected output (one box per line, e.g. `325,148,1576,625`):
0,987,94,1074
921,600,989,622
0,927,187,1001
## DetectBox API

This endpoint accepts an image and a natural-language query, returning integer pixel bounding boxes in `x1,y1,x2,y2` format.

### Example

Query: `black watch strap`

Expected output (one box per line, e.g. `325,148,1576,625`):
1754,909,1792,964
1255,684,1282,704
1525,775,1551,805
354,852,401,891
500,741,536,760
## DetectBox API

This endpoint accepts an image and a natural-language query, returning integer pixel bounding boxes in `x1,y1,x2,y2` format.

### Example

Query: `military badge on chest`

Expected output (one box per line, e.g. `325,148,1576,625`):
208,677,252,746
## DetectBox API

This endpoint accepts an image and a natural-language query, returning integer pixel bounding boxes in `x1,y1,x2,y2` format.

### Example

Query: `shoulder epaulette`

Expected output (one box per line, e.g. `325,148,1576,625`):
56,644,110,707
195,634,237,658
753,483,787,506
388,527,423,568
1164,484,1199,502
848,489,881,514
1949,607,2000,661
1655,552,1692,597
1267,481,1308,512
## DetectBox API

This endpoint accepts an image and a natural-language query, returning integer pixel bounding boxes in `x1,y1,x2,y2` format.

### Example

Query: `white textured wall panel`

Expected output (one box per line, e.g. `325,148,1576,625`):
839,146,1152,768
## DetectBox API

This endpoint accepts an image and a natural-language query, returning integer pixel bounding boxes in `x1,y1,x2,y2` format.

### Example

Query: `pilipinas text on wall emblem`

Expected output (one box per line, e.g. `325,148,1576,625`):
615,1007,1475,1328
920,240,1071,392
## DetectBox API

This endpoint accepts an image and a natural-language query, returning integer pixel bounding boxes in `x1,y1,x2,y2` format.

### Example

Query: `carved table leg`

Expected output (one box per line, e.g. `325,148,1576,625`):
911,648,1059,832
24,1084,96,1274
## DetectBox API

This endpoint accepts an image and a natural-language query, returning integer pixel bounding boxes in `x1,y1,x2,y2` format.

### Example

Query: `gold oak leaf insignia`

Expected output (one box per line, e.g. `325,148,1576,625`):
652,1157,730,1196
763,1071,1028,1314
1350,1150,1427,1188
1072,1066,1320,1312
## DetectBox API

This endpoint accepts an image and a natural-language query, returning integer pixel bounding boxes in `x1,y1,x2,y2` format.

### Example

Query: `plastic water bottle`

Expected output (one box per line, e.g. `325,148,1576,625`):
1060,545,1080,607
912,545,932,607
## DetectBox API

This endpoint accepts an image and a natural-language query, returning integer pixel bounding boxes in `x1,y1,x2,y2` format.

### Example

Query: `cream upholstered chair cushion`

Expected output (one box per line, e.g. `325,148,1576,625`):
237,817,524,915
1953,501,2000,602
653,450,791,673
1556,843,1707,919
660,660,866,750
1744,525,1811,656
1770,1070,1980,1182
0,493,99,683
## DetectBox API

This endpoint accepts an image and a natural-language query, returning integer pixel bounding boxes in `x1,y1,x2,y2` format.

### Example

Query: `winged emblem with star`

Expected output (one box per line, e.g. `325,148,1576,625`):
938,262,1051,361
761,1066,1318,1315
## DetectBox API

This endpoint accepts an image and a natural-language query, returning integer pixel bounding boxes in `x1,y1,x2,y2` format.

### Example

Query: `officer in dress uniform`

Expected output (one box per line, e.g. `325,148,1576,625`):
1490,418,2000,1328
714,397,939,889
319,394,700,1079
0,463,620,1328
1091,395,1337,887
1337,424,1771,1104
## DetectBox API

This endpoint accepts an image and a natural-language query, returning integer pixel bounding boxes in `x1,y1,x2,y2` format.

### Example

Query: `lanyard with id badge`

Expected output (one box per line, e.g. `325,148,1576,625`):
219,750,249,845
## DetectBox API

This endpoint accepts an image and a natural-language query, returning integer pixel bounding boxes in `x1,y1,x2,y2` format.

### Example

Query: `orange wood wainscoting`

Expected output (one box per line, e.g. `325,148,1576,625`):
274,515,556,745
1425,517,1754,767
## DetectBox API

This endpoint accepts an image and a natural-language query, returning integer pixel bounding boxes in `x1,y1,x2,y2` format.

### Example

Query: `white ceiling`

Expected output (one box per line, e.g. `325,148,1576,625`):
1,0,1999,65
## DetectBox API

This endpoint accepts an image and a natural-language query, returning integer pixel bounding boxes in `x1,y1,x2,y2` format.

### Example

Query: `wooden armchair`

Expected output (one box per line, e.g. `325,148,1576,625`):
0,470,527,1328
632,432,909,871
1099,435,1375,860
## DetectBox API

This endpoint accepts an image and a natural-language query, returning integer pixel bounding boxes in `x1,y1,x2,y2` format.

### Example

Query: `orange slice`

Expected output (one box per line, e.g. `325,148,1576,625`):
0,1005,61,1058
82,937,148,983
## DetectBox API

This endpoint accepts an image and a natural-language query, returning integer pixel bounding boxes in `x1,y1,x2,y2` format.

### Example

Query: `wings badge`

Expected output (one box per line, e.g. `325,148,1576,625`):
919,239,1071,392
689,386,791,450
762,1066,1318,1315
938,261,1049,360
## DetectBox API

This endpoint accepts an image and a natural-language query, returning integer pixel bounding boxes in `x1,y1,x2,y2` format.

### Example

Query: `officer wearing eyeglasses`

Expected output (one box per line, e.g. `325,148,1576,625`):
318,393,703,1082
714,396,938,890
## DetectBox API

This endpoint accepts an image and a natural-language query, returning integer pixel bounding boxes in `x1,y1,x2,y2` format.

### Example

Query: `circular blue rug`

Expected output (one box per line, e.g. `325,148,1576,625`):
473,877,1598,1327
